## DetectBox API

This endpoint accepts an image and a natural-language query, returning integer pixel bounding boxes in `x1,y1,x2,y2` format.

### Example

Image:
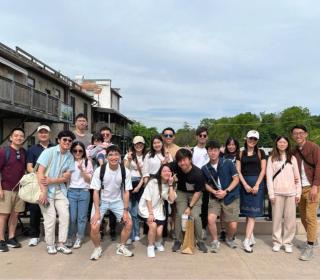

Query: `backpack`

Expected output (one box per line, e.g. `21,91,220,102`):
1,146,26,169
99,162,126,190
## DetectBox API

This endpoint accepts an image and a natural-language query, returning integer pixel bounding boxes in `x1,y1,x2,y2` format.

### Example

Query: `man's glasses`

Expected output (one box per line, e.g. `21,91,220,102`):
163,134,174,139
292,132,306,137
16,151,21,160
72,149,84,154
61,138,73,143
199,134,207,138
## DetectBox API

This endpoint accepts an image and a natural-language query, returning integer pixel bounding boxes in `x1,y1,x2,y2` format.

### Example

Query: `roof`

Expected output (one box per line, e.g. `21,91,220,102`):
93,107,133,123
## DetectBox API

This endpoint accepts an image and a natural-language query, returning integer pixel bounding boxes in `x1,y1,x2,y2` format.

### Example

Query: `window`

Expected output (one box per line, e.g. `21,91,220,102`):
45,89,51,95
70,96,76,124
54,89,61,99
27,77,35,88
83,102,88,119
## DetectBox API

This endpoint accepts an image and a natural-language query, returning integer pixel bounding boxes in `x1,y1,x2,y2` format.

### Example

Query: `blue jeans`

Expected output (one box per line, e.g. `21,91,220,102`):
129,179,142,239
67,188,90,240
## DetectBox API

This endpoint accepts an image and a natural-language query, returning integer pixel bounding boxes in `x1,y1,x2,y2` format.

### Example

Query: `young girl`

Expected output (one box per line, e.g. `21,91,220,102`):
86,133,105,168
139,164,177,258
266,136,301,253
67,141,93,249
236,130,266,253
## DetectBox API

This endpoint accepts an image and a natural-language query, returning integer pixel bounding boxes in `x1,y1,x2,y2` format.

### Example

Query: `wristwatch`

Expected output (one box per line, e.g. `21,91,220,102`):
188,204,193,209
226,189,230,194
123,207,129,212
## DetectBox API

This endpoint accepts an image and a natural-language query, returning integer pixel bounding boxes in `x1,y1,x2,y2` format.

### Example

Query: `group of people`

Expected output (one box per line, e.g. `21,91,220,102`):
0,113,319,262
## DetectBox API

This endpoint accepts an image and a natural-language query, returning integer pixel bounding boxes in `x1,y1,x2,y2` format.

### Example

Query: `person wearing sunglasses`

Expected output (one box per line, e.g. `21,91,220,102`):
162,127,180,160
0,128,26,253
236,130,267,253
73,113,92,148
36,130,76,255
66,141,93,249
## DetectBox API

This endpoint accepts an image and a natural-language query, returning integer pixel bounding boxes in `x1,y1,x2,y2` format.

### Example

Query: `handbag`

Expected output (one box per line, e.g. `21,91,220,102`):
181,216,195,255
18,150,54,204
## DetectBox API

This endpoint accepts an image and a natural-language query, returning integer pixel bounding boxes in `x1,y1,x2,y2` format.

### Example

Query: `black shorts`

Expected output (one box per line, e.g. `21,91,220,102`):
141,217,166,226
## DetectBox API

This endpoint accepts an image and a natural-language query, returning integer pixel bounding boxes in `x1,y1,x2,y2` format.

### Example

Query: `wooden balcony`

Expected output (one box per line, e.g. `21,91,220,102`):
0,75,73,123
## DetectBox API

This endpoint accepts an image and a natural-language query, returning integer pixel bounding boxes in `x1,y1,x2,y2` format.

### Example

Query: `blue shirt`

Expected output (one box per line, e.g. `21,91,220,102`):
37,145,75,198
27,143,55,167
202,158,239,205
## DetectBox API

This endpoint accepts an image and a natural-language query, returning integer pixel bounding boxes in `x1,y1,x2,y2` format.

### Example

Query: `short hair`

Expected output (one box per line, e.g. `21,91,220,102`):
10,127,25,136
196,126,208,136
206,140,220,150
57,130,76,140
106,145,121,155
75,113,88,122
100,126,112,133
91,132,103,144
291,124,308,133
162,127,175,135
175,148,192,162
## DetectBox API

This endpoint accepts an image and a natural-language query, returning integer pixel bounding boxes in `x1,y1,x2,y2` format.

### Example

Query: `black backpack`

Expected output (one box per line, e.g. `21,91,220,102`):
1,146,26,168
99,162,126,190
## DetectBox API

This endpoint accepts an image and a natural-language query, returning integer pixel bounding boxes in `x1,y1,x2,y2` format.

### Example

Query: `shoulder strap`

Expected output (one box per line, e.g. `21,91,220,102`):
134,157,143,177
297,148,315,168
4,146,10,166
120,163,126,189
272,162,287,181
85,158,88,168
100,163,107,190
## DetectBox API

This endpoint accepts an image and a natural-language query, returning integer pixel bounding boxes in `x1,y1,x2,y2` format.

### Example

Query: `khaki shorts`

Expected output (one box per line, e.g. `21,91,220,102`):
208,197,240,222
0,191,25,214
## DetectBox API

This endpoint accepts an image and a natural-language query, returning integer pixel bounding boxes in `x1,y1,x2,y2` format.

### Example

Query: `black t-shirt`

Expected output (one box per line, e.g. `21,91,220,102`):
170,162,205,193
237,149,266,176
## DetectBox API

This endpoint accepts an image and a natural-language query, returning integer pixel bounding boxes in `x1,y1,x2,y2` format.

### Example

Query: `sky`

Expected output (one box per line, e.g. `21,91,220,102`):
1,0,320,130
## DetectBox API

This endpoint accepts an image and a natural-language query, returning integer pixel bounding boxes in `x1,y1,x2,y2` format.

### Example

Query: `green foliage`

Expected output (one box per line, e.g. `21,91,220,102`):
130,121,158,146
175,122,196,147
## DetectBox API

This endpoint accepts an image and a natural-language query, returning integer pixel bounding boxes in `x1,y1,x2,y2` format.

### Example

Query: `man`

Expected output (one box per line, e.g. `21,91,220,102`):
192,127,209,239
291,125,320,261
26,125,55,247
170,148,207,253
89,145,133,260
0,128,26,252
162,127,180,159
37,130,75,255
73,113,92,147
201,140,240,253
100,126,113,148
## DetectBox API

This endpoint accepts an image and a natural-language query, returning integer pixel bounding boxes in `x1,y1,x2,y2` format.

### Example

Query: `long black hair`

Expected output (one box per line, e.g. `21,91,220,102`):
149,135,165,158
129,142,147,161
155,163,173,199
225,137,240,156
271,136,292,163
70,141,87,160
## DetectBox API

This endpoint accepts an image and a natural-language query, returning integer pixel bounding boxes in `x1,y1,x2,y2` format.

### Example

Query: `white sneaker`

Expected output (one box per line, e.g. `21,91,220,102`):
57,244,72,254
47,245,57,254
272,244,281,252
134,236,140,242
73,238,82,249
147,245,155,258
249,235,256,247
284,245,293,253
155,241,165,252
90,246,102,260
65,239,73,248
126,238,132,245
28,238,39,247
116,244,134,257
242,239,253,253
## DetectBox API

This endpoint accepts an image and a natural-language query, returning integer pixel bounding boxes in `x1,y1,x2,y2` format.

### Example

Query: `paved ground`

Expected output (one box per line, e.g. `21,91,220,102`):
0,234,319,279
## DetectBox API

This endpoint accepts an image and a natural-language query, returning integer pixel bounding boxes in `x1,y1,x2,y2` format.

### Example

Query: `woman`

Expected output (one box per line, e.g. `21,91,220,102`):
66,141,93,249
139,164,177,258
124,136,147,244
266,136,301,253
236,130,266,253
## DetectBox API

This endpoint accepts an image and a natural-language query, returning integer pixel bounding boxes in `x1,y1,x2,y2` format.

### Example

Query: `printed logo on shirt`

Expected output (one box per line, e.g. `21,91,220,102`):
186,183,195,191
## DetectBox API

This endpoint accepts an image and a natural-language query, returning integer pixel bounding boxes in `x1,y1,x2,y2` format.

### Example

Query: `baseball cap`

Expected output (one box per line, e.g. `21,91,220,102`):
246,130,259,139
133,136,145,144
37,125,51,132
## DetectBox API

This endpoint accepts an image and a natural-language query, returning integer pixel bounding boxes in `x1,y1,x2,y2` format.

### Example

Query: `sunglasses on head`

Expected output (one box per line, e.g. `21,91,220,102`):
163,134,174,139
199,134,207,138
72,149,84,154
61,138,73,143
248,137,258,141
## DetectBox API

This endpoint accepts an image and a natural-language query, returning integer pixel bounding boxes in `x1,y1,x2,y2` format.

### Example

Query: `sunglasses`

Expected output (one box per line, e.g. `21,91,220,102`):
163,134,174,139
102,133,111,137
16,151,21,160
248,137,258,141
61,138,73,143
72,149,84,154
199,134,207,138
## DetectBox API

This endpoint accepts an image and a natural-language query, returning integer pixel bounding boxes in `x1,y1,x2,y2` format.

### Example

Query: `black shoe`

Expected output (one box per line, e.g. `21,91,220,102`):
0,240,9,252
6,237,21,248
219,230,226,242
197,241,208,253
172,240,181,252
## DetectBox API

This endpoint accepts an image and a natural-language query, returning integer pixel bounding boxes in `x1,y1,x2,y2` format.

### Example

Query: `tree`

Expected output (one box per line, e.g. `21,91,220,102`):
175,122,196,147
130,121,158,146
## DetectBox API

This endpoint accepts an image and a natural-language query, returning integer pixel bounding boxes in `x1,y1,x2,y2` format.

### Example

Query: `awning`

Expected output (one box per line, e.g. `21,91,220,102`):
0,56,28,76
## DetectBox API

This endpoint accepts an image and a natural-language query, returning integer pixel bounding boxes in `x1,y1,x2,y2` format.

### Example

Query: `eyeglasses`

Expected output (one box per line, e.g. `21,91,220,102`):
102,133,111,137
61,138,73,143
199,134,207,138
16,151,21,160
292,132,306,136
72,149,84,154
163,134,174,138
248,137,258,141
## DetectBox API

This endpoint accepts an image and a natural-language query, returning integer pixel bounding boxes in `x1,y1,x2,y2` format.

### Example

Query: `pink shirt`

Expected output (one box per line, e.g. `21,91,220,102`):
266,155,302,199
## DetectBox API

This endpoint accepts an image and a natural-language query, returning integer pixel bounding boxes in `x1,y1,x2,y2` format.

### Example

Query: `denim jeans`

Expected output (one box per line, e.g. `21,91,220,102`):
67,188,90,240
129,179,142,239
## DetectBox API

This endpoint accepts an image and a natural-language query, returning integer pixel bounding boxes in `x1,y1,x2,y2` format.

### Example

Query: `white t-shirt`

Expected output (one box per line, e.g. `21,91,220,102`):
90,164,132,202
301,161,311,187
142,152,165,178
124,154,144,178
138,179,176,221
192,146,209,169
69,160,93,189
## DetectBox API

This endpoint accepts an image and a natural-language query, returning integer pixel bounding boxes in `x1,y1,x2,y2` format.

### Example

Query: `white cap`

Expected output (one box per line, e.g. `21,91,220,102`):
37,125,51,132
246,130,259,139
133,136,145,144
